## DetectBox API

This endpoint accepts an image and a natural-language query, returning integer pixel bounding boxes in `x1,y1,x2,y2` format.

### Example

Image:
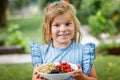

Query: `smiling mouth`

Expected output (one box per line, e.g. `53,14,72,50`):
58,34,70,39
58,33,70,36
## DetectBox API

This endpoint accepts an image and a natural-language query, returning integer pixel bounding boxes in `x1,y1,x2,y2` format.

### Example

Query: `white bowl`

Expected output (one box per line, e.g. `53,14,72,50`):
36,62,78,80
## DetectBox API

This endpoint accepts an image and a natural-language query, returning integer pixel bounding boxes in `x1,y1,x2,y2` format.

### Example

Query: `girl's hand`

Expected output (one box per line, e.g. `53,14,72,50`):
71,64,85,80
33,64,47,80
71,65,98,80
33,71,47,80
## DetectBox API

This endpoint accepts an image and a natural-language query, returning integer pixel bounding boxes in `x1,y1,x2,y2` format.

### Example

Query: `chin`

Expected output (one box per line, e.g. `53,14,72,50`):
59,39,71,44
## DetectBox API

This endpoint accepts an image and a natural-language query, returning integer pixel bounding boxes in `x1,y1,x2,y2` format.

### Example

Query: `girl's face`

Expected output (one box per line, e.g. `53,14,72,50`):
51,13,75,47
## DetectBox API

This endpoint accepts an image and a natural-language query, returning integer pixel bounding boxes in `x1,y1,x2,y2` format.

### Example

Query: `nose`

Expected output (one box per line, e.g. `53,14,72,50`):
60,25,67,32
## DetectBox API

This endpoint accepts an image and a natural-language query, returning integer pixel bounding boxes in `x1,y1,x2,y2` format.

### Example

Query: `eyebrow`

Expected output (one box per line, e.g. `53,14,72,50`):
66,20,71,22
53,20,72,24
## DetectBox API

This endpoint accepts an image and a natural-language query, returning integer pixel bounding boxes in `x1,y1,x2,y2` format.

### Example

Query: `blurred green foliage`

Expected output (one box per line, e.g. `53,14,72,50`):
0,16,43,53
7,16,43,52
9,0,29,9
88,11,117,38
5,24,27,52
7,16,43,44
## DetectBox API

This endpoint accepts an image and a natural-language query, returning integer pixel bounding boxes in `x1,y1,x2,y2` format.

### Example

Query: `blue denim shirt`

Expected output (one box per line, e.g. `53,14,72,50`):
30,41,95,80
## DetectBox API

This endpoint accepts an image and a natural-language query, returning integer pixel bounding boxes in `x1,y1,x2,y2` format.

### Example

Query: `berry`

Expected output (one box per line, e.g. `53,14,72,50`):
49,62,74,74
49,69,63,74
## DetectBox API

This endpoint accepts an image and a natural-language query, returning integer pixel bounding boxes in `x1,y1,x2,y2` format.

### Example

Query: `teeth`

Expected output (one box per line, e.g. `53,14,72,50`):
59,32,69,35
59,34,69,36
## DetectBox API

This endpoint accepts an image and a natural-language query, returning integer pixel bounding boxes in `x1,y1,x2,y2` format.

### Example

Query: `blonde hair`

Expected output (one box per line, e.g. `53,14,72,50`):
43,1,81,44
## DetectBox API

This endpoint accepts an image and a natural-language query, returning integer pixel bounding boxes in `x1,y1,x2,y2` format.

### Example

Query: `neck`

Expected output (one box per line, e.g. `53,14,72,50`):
52,41,72,48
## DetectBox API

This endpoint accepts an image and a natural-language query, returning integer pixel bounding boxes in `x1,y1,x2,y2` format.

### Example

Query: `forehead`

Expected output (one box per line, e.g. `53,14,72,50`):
53,12,73,23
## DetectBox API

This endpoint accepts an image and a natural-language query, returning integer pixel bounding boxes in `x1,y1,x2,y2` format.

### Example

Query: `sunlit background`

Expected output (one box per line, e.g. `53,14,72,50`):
0,0,120,80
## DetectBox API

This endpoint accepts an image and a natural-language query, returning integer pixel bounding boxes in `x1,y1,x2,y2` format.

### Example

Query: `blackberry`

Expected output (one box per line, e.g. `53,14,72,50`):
49,69,63,74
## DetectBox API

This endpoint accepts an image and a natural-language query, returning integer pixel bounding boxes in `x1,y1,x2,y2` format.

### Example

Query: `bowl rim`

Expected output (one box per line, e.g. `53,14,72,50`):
35,62,78,75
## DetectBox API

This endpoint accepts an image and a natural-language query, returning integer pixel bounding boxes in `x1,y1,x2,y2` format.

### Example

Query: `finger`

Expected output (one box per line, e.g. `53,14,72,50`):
71,73,80,78
34,71,38,75
34,71,41,79
36,74,41,79
35,73,46,80
74,69,82,74
41,78,47,80
40,77,47,80
39,75,47,80
71,69,82,79
41,76,45,79
35,64,40,67
76,64,81,69
33,74,41,80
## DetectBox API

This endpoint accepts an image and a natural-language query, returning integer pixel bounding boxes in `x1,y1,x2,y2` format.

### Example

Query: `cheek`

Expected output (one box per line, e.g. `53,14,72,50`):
70,27,75,34
51,28,58,36
70,28,75,38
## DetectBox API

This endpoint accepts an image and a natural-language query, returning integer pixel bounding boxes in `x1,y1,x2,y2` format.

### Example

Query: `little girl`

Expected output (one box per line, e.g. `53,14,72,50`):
31,1,98,80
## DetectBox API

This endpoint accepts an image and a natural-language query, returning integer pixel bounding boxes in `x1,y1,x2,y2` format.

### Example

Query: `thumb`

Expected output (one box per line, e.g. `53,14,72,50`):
76,64,81,69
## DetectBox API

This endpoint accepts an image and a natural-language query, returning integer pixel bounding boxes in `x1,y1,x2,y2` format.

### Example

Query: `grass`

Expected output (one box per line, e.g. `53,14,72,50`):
0,55,120,80
94,55,120,80
0,63,33,80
